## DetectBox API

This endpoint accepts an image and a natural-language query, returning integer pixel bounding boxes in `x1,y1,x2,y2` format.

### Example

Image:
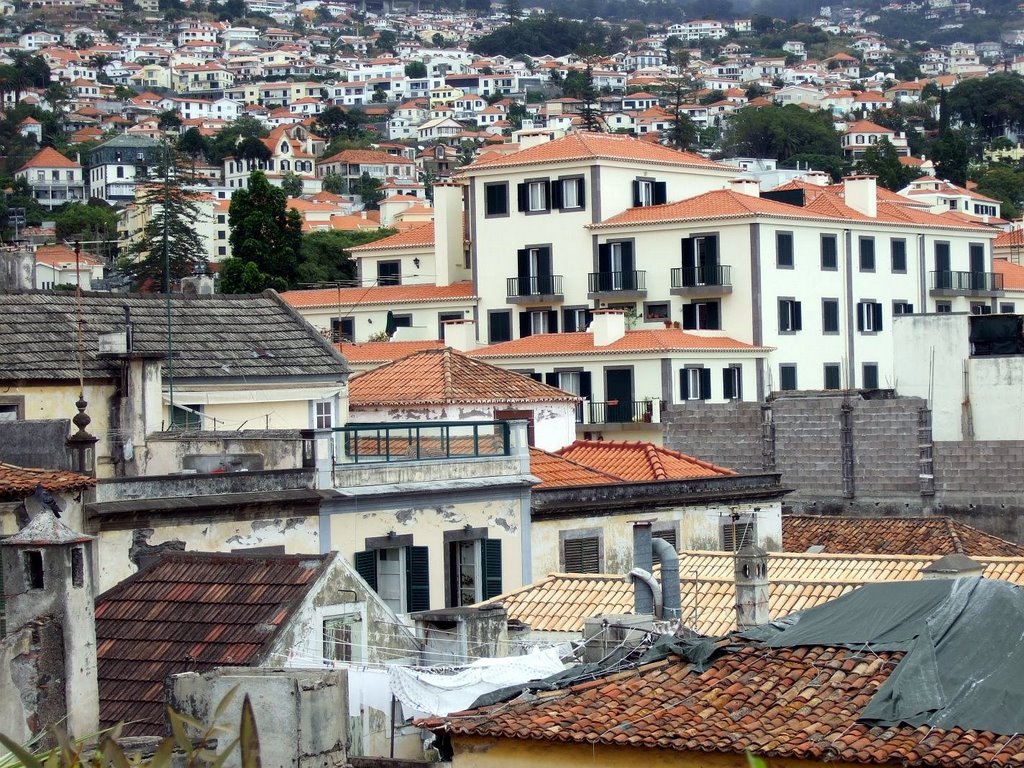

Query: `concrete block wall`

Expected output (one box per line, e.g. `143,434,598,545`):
851,399,923,498
662,402,763,474
771,396,844,497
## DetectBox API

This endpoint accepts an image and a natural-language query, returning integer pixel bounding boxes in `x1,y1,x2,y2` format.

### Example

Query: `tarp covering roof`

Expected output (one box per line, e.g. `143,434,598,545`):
744,577,1024,735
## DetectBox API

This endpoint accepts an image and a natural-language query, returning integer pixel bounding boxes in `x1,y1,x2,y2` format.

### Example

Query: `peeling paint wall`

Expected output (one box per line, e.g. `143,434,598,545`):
140,432,306,475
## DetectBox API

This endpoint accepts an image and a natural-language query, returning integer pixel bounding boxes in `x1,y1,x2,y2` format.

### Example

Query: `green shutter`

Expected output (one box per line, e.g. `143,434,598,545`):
481,539,503,601
405,546,431,613
353,550,377,592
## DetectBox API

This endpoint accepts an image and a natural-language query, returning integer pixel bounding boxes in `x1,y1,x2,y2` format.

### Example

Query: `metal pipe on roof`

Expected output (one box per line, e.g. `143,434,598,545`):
633,522,654,615
652,536,681,620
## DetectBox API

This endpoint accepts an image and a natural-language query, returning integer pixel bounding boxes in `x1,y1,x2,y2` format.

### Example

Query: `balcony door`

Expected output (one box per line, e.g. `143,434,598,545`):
605,368,634,423
682,235,719,286
935,242,951,289
598,242,635,291
517,247,551,296
969,244,985,291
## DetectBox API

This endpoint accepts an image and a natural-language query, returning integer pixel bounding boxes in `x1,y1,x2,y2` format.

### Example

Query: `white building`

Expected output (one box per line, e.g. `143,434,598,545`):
15,147,86,209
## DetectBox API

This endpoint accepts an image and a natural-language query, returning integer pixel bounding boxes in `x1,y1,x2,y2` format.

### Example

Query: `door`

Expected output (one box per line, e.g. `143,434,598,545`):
969,244,985,291
935,243,951,289
604,368,634,423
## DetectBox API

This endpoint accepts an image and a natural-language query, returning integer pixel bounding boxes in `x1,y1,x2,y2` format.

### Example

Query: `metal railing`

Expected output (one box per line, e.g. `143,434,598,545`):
930,270,1003,292
588,270,646,293
671,264,731,288
333,420,512,463
506,274,563,297
588,399,655,424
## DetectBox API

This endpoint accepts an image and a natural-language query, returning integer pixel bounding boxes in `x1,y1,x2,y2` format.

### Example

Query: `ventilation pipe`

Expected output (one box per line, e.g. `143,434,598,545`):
632,522,653,614
651,536,681,620
631,522,681,620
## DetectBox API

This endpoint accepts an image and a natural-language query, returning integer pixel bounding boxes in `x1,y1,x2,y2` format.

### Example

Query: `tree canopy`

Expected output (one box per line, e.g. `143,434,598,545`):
855,138,916,192
720,104,842,163
470,14,625,57
296,228,396,285
946,73,1024,142
223,171,302,293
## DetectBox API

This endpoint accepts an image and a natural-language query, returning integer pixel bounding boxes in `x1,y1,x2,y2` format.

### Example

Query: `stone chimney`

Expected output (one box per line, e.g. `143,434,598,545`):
0,511,99,745
432,181,464,287
590,309,626,346
843,174,878,217
734,542,769,631
729,177,761,197
919,553,986,580
442,318,477,352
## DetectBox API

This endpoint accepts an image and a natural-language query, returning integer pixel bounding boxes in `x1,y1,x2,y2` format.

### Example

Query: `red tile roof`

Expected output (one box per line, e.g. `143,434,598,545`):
347,222,434,252
17,146,81,171
783,515,1024,557
350,347,579,407
555,440,736,481
466,132,729,171
528,447,624,489
95,552,331,736
845,118,895,133
994,258,1024,290
320,148,414,165
470,328,767,359
336,340,445,364
0,462,96,497
280,280,475,309
994,230,1024,250
34,244,102,267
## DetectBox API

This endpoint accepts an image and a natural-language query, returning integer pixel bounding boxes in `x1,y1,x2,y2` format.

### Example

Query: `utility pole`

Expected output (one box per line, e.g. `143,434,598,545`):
162,141,175,419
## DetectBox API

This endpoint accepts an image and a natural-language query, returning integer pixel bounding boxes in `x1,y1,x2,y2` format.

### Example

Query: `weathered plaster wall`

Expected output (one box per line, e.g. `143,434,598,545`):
139,432,307,475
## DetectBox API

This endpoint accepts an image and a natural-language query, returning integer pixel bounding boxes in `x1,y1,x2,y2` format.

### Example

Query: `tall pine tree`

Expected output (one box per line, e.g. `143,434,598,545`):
579,64,603,133
119,148,208,290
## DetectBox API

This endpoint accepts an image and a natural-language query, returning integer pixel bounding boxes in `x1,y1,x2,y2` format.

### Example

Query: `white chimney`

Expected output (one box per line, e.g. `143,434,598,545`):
843,174,878,217
590,309,626,346
432,181,464,287
442,318,477,352
728,177,761,197
804,170,830,187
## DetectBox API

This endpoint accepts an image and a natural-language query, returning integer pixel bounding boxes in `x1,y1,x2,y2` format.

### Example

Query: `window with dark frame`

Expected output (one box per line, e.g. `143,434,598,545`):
484,182,509,216
824,363,841,390
680,366,712,401
682,300,720,330
857,301,883,333
644,302,670,322
71,547,84,588
489,311,512,343
552,176,585,210
891,238,907,273
862,363,880,389
722,365,742,400
720,517,756,551
331,317,355,343
820,234,838,270
776,231,794,268
563,536,600,573
779,299,802,333
632,178,667,207
822,299,839,334
779,364,798,391
24,551,43,590
893,301,914,315
859,236,875,271
377,260,401,286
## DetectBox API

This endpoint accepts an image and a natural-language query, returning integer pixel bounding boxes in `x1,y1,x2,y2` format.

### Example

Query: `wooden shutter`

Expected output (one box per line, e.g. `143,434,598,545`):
405,545,430,613
576,177,586,209
598,243,611,273
822,235,837,268
721,520,755,551
651,530,677,565
861,238,875,270
872,302,883,331
516,182,528,211
631,179,641,207
541,180,552,211
700,368,712,400
857,302,865,332
679,368,690,400
481,539,503,600
546,309,558,333
353,550,377,592
681,237,695,273
519,312,532,339
545,372,559,387
563,308,577,332
793,301,802,331
653,181,667,205
551,178,563,209
682,303,697,329
722,367,735,400
563,537,600,573
706,301,720,329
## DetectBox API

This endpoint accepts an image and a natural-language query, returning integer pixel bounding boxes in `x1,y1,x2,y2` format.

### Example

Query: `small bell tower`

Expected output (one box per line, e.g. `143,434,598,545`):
1,510,99,742
734,542,769,631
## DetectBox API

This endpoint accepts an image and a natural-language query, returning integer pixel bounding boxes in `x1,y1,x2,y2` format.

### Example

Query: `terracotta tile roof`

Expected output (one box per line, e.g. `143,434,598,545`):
470,329,767,359
320,148,414,165
34,244,102,267
280,281,475,309
336,339,444,363
17,146,81,171
349,347,580,407
429,641,1024,767
556,440,736,481
95,552,331,736
347,222,434,251
784,515,1024,556
465,132,729,171
0,462,96,497
528,447,624,489
846,120,895,134
480,572,635,631
995,230,1024,249
994,258,1024,290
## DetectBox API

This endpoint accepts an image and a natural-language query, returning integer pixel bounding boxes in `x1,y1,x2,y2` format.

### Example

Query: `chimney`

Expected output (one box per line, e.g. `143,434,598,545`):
442,318,476,352
843,174,878,217
590,309,626,346
632,522,654,615
919,553,985,580
728,176,761,197
804,170,830,186
629,522,680,620
432,181,464,287
734,543,769,630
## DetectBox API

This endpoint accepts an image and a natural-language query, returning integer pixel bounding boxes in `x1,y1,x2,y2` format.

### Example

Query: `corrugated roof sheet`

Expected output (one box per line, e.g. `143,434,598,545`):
95,552,331,736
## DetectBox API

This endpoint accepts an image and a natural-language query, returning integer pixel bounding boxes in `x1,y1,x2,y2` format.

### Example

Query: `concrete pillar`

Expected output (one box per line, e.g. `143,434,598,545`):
734,543,769,631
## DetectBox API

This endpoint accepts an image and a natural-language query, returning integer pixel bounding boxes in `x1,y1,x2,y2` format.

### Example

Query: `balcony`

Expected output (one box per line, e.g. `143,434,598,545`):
333,420,512,464
670,265,733,298
930,270,1004,297
587,270,647,299
506,274,564,304
586,399,661,424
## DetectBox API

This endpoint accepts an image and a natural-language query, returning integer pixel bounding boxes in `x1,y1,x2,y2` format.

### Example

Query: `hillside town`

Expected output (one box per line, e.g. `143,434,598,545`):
3,0,1024,765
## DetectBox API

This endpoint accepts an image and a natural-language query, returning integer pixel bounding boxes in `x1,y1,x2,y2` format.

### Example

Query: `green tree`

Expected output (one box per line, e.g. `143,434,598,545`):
946,73,1024,142
226,171,302,291
930,129,970,186
55,202,118,242
353,172,383,209
206,116,268,165
157,109,183,131
855,137,915,191
667,84,697,150
235,135,272,162
432,32,445,47
506,0,520,23
376,30,397,53
118,152,208,290
578,64,602,132
321,171,345,194
371,86,387,103
314,106,368,141
471,13,624,58
297,228,396,284
974,166,1024,220
405,60,427,78
507,101,528,131
177,126,209,163
721,104,842,164
280,171,303,197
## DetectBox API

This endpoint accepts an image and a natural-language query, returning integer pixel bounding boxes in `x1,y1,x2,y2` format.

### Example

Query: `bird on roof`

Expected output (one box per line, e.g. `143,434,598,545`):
32,483,63,518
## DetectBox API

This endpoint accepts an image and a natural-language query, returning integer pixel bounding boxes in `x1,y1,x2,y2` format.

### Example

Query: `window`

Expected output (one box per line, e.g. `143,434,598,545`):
720,517,756,551
680,366,711,401
515,246,553,295
446,533,501,607
682,300,720,330
0,397,23,421
323,615,361,662
116,166,124,178
681,234,720,286
217,246,226,256
776,231,794,268
862,363,879,389
820,234,838,270
437,311,463,339
778,299,802,333
822,299,839,334
24,551,43,590
331,317,354,342
970,302,992,315
170,404,203,430
893,301,914,315
859,236,875,272
562,532,601,572
824,363,841,390
722,365,742,400
857,301,883,333
633,178,667,207
354,543,430,614
1000,302,1016,313
779,364,797,391
936,301,952,313
520,308,557,337
891,238,907,273
562,306,592,333
314,400,333,429
484,182,508,216
553,176,585,210
644,302,670,322
489,310,512,343
517,179,550,212
377,260,401,285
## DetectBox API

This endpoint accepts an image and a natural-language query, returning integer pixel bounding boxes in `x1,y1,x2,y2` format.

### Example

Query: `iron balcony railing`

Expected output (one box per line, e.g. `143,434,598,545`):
334,420,512,464
588,399,656,424
671,264,732,288
587,270,646,293
930,270,1003,292
506,274,563,297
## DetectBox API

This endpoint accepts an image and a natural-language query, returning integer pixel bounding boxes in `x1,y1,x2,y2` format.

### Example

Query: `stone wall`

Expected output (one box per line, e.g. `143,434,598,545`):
662,402,763,474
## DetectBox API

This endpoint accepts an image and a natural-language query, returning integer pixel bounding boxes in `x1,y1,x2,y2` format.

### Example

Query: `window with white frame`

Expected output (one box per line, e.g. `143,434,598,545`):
527,180,548,211
314,400,333,429
323,612,363,663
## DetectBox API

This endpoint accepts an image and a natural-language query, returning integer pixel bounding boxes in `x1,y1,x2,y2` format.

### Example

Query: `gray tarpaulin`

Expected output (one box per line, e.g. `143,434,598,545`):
742,577,1024,736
